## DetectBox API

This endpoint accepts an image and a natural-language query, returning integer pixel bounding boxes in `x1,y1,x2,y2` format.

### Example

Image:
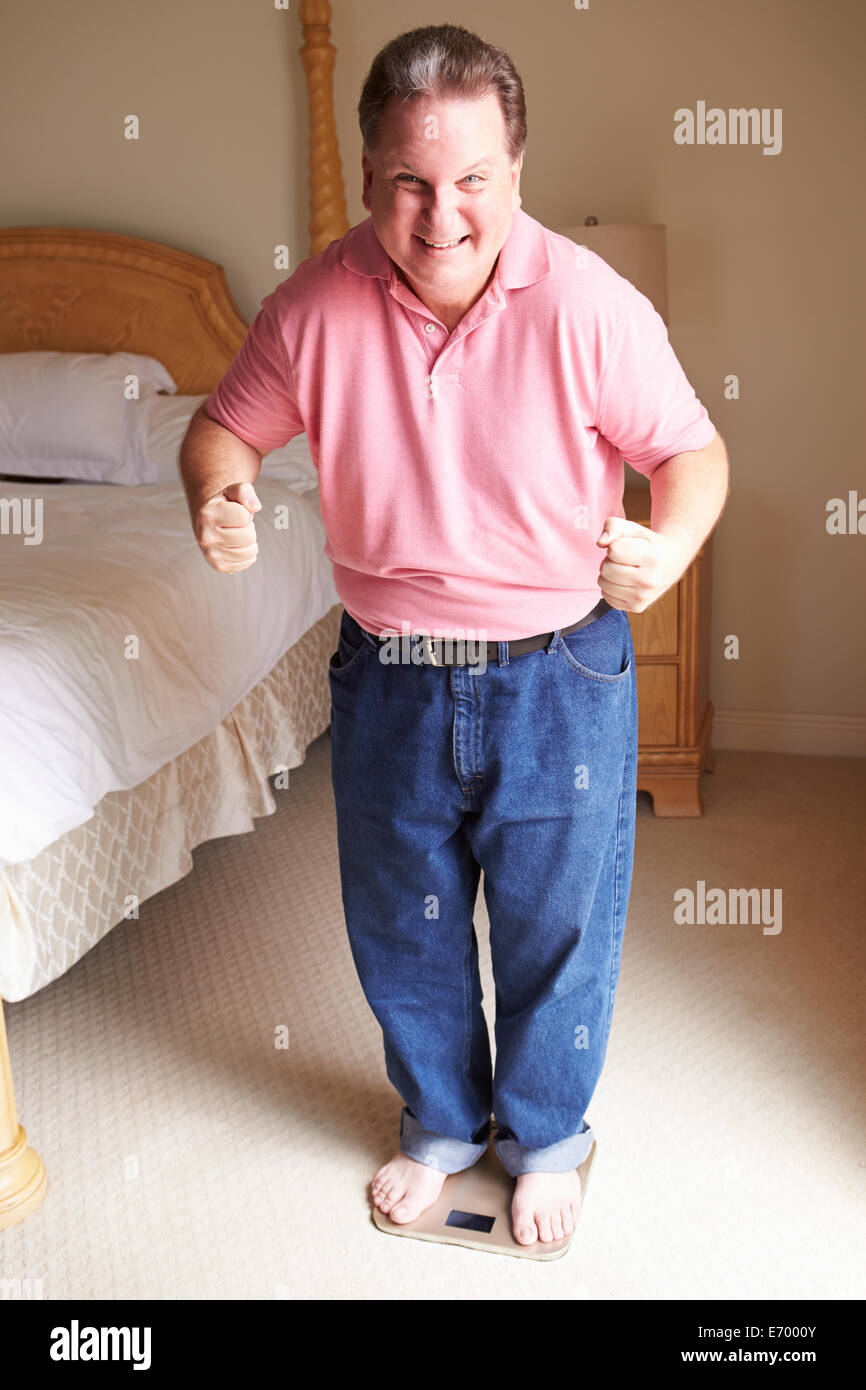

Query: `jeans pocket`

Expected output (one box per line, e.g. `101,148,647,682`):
556,609,633,684
329,610,374,676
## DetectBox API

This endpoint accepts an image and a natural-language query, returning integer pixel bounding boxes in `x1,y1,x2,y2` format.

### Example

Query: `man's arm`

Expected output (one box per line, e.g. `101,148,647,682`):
178,403,263,517
178,404,265,575
648,429,730,567
596,430,730,612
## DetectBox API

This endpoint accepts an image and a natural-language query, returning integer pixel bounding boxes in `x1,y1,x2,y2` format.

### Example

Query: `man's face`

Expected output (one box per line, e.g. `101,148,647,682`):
361,92,523,320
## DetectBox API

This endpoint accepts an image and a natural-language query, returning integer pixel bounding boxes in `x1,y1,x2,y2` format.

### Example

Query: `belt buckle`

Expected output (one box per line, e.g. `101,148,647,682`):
423,634,440,666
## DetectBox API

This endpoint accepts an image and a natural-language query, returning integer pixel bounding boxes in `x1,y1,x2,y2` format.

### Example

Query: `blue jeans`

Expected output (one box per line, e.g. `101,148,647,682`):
328,604,638,1177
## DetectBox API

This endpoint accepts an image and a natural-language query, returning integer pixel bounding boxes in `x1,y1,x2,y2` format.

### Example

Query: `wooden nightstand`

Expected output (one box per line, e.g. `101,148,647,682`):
623,486,714,816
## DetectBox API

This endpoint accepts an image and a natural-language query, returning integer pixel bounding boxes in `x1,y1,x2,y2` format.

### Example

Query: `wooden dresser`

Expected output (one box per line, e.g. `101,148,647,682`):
623,486,714,816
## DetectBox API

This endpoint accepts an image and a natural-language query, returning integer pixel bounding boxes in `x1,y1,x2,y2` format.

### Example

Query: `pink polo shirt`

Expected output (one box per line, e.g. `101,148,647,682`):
205,209,716,639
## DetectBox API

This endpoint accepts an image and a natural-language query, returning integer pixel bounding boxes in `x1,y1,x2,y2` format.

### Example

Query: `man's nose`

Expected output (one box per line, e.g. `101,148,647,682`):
419,186,465,226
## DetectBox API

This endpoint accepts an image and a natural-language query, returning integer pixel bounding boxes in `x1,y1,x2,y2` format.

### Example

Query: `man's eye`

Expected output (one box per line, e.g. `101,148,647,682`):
394,174,482,185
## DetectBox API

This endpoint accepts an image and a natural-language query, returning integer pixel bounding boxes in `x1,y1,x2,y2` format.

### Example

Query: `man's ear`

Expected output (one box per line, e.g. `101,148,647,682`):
512,152,524,210
361,151,373,212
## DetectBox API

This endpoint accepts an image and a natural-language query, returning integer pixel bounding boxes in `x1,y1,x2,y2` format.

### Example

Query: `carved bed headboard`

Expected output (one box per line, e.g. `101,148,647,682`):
0,228,250,394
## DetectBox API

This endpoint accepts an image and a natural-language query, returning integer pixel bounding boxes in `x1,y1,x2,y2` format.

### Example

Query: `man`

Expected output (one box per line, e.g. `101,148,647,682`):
180,24,729,1247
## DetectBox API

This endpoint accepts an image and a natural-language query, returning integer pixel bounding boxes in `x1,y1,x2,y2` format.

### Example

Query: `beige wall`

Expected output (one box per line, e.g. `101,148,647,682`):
2,0,864,749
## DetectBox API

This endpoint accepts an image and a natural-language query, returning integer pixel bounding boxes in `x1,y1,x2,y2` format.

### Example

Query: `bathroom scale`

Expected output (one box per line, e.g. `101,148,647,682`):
371,1137,596,1260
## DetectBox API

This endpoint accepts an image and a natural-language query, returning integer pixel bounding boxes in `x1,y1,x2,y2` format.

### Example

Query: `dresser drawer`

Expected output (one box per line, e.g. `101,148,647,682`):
627,585,678,656
636,663,678,745
622,486,713,814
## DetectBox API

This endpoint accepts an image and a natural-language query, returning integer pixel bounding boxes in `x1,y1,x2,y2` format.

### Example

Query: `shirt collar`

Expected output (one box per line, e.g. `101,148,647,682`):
340,206,552,291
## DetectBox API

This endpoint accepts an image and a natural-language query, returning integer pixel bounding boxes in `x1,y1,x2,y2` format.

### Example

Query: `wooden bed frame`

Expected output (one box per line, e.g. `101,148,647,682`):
0,0,349,1230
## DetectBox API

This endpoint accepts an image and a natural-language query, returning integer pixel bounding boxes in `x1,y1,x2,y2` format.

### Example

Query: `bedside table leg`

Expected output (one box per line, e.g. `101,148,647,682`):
639,772,704,817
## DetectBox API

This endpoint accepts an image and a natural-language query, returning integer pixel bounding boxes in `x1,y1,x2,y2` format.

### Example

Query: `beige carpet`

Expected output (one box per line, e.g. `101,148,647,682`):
2,741,864,1300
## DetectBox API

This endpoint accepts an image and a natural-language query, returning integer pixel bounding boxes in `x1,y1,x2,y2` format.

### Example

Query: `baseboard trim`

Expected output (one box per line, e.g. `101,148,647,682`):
712,709,866,757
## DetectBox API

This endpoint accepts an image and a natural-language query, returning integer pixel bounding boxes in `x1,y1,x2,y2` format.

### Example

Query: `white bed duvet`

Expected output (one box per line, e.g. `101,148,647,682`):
0,478,339,867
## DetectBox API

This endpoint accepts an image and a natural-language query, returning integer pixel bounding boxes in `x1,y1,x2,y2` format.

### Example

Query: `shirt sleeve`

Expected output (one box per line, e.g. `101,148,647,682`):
595,281,716,475
203,288,305,454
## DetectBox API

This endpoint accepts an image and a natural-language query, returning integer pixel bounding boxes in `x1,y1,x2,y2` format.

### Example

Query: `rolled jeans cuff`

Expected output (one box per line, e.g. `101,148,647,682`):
399,1106,490,1174
493,1119,595,1177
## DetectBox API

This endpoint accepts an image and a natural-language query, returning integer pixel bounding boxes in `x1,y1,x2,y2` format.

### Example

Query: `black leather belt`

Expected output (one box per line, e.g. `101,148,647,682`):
372,598,612,666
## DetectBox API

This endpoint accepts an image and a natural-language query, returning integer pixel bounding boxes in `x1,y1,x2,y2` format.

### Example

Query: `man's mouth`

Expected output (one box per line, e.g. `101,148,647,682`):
413,233,470,250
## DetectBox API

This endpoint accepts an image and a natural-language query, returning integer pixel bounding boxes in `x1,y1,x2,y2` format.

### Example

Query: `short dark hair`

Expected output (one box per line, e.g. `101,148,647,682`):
358,24,527,165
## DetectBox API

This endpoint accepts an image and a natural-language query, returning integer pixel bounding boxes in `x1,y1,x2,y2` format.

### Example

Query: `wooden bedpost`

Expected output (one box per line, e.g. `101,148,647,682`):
299,0,351,256
0,997,47,1228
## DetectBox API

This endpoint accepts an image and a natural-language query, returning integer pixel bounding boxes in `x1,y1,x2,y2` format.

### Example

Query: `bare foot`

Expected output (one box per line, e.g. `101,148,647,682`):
511,1169,583,1245
371,1152,447,1223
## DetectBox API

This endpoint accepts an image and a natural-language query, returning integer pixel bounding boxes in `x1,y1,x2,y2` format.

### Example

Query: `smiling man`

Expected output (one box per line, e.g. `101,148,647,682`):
181,24,729,1248
367,94,516,333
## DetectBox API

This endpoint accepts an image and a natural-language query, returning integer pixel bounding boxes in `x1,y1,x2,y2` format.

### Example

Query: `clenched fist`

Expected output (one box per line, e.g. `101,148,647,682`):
595,515,692,613
193,481,262,574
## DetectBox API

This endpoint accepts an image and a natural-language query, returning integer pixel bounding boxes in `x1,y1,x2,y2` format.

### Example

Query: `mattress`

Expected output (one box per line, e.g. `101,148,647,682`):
0,478,339,866
0,477,342,1000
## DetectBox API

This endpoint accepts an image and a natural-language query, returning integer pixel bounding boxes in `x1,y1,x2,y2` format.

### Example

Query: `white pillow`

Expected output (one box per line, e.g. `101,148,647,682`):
0,350,176,484
146,393,208,483
147,393,319,492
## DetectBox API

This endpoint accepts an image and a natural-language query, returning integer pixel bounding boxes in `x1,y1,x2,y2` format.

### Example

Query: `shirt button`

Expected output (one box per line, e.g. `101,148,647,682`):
424,322,436,333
